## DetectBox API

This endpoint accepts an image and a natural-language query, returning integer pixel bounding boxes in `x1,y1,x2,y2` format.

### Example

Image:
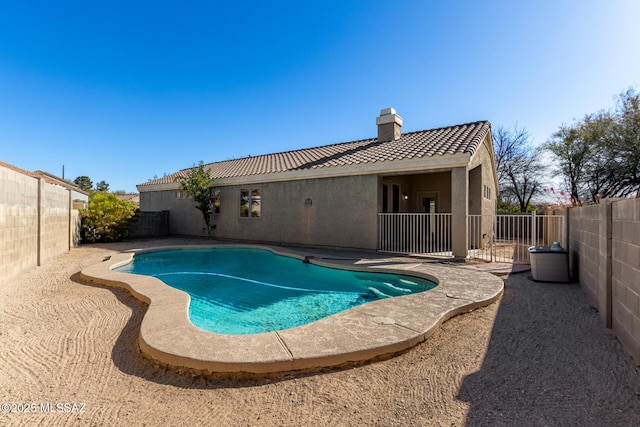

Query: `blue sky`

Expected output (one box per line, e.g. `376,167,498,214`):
1,1,638,193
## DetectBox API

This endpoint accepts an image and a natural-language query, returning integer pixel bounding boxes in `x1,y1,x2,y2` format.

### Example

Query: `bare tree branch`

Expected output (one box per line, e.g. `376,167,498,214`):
493,125,546,211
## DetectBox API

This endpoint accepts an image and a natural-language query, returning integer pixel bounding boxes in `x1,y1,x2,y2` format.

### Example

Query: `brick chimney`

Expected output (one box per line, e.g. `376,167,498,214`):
376,107,403,142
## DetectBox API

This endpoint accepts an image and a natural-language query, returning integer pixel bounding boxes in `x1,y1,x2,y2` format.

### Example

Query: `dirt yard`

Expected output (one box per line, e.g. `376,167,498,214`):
1,238,639,426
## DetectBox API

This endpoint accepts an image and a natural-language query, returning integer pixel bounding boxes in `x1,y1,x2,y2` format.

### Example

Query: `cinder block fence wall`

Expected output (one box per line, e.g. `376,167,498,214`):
566,199,640,363
0,163,85,286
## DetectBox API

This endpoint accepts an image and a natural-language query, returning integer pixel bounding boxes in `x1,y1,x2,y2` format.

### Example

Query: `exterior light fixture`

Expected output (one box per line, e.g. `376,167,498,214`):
403,192,409,200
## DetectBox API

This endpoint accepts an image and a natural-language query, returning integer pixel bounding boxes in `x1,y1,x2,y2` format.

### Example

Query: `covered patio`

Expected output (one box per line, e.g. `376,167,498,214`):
378,163,491,257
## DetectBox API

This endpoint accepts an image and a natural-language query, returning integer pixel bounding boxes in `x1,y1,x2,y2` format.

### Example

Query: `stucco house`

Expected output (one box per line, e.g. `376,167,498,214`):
138,108,498,257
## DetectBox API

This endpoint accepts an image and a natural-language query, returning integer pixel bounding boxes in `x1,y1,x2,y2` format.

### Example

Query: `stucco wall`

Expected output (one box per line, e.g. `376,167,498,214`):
568,199,640,363
464,143,496,253
0,164,84,286
140,190,203,237
469,135,498,217
141,174,380,250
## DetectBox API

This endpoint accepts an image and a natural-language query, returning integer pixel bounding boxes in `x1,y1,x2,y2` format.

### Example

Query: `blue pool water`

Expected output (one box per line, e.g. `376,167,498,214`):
115,248,436,334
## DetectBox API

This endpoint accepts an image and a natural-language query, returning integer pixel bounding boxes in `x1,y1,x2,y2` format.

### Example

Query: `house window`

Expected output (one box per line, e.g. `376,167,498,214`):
213,188,220,213
392,185,400,213
382,184,388,213
483,185,492,200
382,183,401,212
240,188,261,218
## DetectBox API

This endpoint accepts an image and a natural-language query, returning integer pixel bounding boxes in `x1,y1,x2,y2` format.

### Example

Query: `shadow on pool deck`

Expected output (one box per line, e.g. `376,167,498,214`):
457,272,640,426
72,272,308,389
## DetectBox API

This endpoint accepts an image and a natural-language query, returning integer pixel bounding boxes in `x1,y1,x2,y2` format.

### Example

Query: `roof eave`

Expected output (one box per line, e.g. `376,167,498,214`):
138,153,472,192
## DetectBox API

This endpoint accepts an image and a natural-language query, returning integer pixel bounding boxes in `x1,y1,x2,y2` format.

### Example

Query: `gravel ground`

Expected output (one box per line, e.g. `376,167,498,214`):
1,238,639,426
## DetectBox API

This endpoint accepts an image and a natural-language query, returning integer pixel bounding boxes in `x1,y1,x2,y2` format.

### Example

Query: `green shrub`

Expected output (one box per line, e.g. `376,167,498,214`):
497,199,537,213
80,193,139,243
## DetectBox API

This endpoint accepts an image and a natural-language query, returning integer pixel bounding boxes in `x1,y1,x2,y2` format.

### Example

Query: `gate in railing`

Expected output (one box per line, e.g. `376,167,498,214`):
378,212,565,263
468,212,565,264
378,213,453,256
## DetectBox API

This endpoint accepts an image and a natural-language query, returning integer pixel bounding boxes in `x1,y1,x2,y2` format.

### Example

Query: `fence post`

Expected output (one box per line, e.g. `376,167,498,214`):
490,214,495,263
531,210,537,248
599,201,613,328
562,208,569,249
67,188,72,251
377,213,381,251
36,177,42,267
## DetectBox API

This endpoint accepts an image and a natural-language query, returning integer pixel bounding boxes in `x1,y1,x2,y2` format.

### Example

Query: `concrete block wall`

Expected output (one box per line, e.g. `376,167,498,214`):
128,210,170,238
41,183,71,264
611,200,640,362
1,163,81,286
568,199,640,363
568,204,604,318
1,165,39,285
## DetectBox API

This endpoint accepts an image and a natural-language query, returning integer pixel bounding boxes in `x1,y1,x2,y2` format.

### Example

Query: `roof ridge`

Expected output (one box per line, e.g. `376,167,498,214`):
141,119,492,187
201,120,490,167
201,136,377,168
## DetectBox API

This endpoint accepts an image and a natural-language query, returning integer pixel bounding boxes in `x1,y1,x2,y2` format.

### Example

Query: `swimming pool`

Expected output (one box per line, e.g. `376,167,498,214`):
115,248,436,334
81,243,504,374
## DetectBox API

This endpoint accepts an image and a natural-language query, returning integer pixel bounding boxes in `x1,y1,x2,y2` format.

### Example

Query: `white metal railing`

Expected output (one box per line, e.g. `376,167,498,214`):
379,212,565,264
378,213,452,256
468,212,565,264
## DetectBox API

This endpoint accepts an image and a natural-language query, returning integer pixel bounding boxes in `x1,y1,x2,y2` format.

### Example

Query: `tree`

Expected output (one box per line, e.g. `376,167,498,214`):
177,161,216,237
493,124,530,189
74,176,93,192
607,87,640,197
580,113,616,203
546,119,592,205
80,193,138,243
546,112,615,204
493,125,547,212
95,180,110,192
546,87,640,203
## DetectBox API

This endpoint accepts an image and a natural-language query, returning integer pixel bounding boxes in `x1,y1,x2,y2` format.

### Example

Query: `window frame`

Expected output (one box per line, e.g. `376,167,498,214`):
483,184,492,200
213,188,221,214
240,187,261,218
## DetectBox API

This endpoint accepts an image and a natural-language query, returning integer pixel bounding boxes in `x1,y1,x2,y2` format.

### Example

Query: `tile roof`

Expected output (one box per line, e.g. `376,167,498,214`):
139,120,491,187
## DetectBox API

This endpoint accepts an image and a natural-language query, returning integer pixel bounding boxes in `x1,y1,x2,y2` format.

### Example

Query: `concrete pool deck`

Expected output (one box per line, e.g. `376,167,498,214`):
80,244,504,375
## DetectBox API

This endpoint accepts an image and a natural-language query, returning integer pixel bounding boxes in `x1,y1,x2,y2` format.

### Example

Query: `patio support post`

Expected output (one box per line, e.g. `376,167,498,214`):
451,166,469,258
